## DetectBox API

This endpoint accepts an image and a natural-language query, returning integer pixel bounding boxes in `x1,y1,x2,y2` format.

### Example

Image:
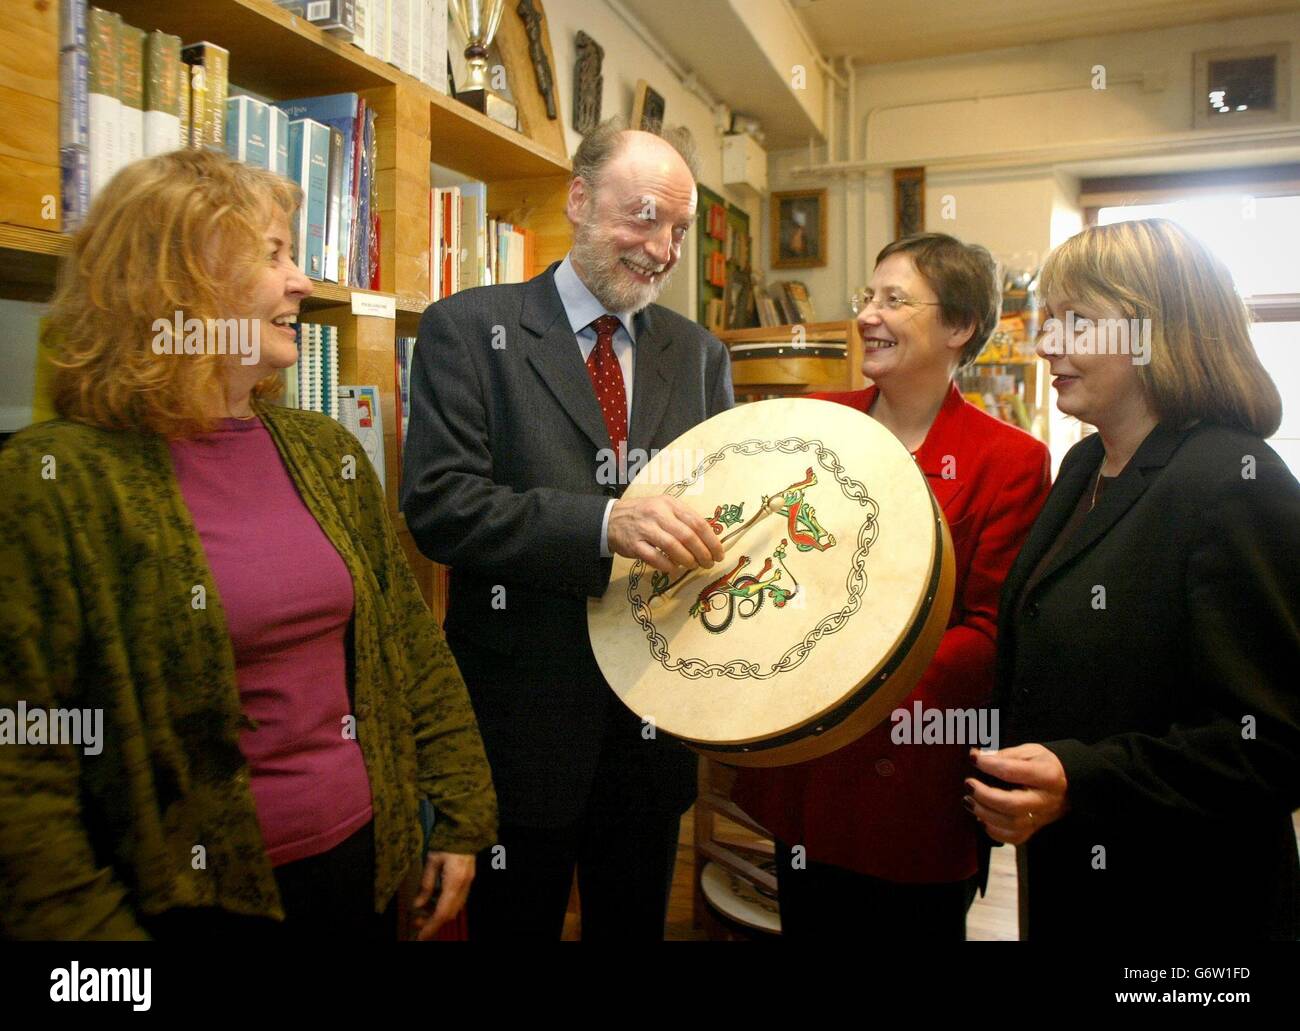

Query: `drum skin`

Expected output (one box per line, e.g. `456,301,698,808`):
588,398,955,767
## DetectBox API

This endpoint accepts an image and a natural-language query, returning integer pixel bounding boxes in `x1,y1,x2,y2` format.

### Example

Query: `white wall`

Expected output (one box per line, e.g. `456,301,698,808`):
764,10,1300,318
541,0,762,318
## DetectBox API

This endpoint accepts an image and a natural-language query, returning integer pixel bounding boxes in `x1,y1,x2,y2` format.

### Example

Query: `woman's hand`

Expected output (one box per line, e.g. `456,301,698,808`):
410,851,476,940
966,745,1070,845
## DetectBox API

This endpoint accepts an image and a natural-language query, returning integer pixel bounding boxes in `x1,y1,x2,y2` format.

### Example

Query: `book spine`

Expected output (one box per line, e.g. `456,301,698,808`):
352,0,370,53
86,7,121,197
143,31,182,156
410,0,422,83
178,59,190,148
324,126,343,282
60,1,90,231
292,119,330,279
425,0,447,94
365,105,379,289
181,42,229,151
225,97,269,168
287,120,309,268
267,105,289,176
388,0,408,73
59,32,88,151
118,25,145,168
373,0,389,63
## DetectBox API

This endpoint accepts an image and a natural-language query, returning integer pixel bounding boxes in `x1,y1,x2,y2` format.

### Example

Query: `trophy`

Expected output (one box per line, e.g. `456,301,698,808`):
449,0,519,130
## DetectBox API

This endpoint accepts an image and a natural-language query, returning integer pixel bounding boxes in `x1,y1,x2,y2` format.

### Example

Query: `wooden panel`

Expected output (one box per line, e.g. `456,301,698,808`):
0,1,58,232
430,90,570,182
494,0,567,162
0,153,61,232
0,0,58,101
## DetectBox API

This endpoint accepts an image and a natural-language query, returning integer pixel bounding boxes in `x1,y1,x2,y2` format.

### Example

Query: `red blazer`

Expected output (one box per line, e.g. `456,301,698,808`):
733,383,1050,883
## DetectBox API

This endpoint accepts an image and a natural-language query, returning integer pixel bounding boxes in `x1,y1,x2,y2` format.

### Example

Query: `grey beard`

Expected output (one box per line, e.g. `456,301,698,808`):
571,226,670,313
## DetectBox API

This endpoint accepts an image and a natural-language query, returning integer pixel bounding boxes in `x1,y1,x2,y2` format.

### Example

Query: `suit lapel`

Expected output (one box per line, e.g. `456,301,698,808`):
627,306,677,455
522,263,612,454
1022,422,1193,591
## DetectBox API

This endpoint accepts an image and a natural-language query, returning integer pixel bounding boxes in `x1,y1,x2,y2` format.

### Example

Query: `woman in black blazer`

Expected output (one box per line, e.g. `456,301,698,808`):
967,218,1300,940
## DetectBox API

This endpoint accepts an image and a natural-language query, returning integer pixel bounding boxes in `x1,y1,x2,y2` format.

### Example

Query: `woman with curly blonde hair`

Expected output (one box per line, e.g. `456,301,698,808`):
969,218,1300,939
0,149,497,940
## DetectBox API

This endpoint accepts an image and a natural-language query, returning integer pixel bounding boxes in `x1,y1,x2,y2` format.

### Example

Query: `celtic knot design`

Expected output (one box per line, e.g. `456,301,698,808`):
626,438,878,680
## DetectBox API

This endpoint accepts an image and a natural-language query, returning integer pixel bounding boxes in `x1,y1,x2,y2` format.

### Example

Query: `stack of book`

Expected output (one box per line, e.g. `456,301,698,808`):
274,0,449,94
59,9,380,288
430,184,534,299
65,6,209,224
290,321,339,421
272,93,380,287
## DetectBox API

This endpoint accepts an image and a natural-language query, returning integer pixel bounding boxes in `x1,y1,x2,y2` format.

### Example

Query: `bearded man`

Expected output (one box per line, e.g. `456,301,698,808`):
400,119,733,940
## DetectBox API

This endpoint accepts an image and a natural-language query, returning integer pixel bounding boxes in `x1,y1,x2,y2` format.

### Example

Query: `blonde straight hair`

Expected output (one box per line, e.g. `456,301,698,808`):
1040,218,1281,438
47,149,301,438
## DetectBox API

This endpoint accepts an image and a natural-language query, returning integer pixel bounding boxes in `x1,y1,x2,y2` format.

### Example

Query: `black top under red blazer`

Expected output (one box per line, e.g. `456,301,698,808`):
996,421,1300,940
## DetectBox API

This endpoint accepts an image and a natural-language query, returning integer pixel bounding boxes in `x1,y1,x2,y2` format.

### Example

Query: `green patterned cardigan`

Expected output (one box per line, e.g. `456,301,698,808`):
0,401,498,939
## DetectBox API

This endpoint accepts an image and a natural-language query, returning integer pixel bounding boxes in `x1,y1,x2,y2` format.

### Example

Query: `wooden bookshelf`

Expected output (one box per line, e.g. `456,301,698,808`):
0,0,574,619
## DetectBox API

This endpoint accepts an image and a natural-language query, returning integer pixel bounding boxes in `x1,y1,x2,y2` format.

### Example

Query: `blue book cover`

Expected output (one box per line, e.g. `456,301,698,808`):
287,118,330,279
276,94,357,284
60,0,87,51
226,96,269,168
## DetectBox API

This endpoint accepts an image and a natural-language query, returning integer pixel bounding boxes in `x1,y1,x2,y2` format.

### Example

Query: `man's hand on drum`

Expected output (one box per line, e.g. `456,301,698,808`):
965,744,1070,845
608,496,725,575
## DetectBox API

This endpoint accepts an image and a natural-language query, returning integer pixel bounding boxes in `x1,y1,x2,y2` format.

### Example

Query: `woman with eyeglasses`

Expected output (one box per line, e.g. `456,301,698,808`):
734,232,1051,939
969,219,1300,939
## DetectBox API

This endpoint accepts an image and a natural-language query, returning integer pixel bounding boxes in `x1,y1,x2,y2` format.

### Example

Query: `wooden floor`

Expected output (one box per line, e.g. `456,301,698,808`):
562,807,1300,941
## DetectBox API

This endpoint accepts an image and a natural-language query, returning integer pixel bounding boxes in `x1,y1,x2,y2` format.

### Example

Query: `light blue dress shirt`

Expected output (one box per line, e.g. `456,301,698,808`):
552,253,637,558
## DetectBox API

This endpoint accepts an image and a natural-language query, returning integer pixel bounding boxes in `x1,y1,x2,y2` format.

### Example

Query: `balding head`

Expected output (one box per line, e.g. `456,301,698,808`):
566,121,700,313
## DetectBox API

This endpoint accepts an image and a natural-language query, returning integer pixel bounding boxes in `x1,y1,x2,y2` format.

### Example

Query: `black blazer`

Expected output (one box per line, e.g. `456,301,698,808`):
995,421,1300,939
400,263,734,826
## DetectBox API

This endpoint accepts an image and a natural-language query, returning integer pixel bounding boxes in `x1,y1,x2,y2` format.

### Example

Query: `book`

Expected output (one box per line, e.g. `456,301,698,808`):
364,103,379,289
143,31,182,156
324,126,344,282
287,118,330,279
276,94,358,285
423,0,448,93
178,59,190,148
182,42,229,151
118,25,145,168
372,0,389,64
339,384,385,489
59,1,89,230
86,6,121,197
352,0,371,54
388,0,410,74
458,181,487,289
267,104,289,176
226,96,269,168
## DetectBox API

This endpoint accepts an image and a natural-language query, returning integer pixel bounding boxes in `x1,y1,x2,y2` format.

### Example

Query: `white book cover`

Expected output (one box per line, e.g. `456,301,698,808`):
267,106,290,176
388,0,410,73
424,0,448,93
450,186,461,295
373,0,390,63
339,384,385,490
430,187,442,299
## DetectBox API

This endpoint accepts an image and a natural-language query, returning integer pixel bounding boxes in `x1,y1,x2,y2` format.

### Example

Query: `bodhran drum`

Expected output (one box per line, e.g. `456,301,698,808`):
587,397,954,767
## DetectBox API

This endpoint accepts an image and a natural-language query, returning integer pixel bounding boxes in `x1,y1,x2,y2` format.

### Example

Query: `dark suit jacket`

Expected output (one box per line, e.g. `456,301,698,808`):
400,263,734,827
996,421,1300,940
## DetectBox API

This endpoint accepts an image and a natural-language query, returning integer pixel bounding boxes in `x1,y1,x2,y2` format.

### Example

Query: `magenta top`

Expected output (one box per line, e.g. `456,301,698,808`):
169,416,373,867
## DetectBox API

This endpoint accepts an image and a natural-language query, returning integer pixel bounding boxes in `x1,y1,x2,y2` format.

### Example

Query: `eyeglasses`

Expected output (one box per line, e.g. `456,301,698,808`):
851,288,943,315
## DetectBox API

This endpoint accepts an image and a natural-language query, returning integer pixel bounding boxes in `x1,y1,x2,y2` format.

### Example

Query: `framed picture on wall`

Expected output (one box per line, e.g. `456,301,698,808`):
771,189,826,269
631,79,666,133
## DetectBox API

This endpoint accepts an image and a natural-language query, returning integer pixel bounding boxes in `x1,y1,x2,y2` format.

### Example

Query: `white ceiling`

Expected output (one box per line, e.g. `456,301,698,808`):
791,0,1300,63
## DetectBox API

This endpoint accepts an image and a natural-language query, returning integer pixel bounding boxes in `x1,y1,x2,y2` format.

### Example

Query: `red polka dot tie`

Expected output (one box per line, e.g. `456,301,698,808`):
586,314,628,457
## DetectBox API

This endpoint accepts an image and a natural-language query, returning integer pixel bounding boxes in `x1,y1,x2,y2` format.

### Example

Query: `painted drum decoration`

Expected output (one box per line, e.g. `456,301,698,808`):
587,397,955,767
